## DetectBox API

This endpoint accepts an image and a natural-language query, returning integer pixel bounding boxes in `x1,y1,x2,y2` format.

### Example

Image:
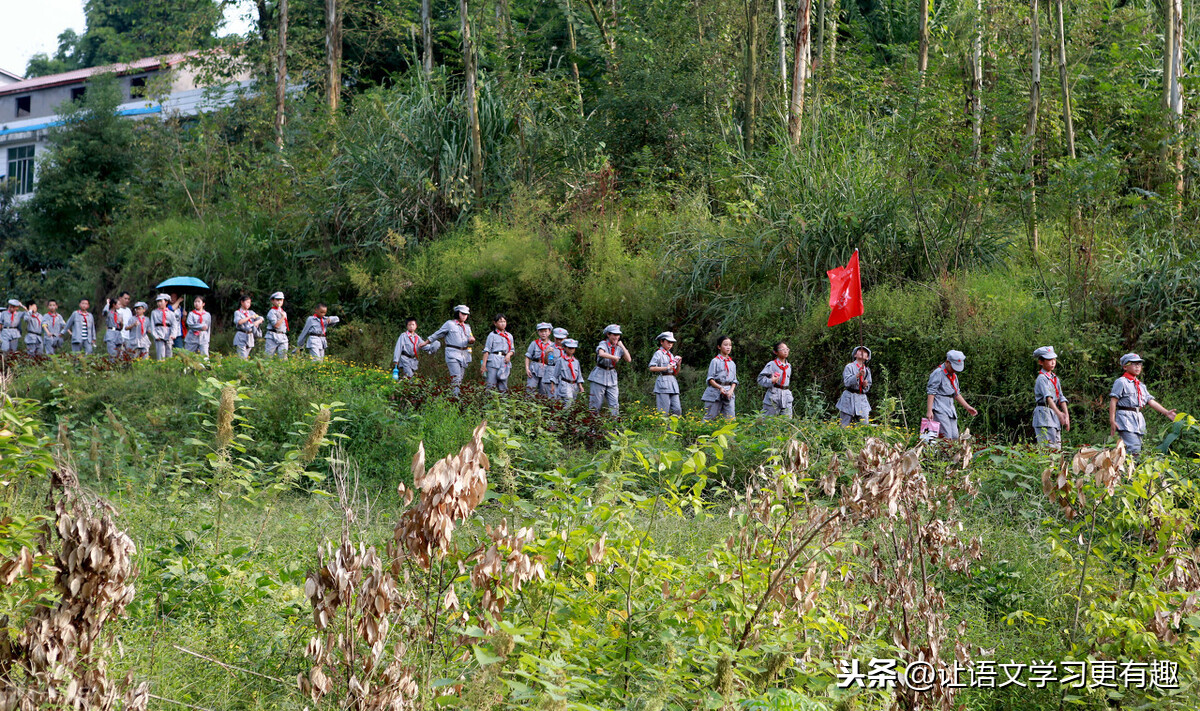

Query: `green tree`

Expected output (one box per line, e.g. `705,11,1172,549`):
25,0,223,77
25,76,140,269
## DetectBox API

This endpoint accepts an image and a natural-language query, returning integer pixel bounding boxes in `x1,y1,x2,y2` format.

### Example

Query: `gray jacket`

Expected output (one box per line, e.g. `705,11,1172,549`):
151,307,178,341
757,359,793,408
427,319,473,364
836,362,872,418
1033,371,1067,429
649,349,681,394
1110,375,1152,434
233,309,262,348
484,331,515,374
926,366,960,419
43,313,67,340
64,310,96,344
587,341,625,386
185,310,213,346
701,356,738,403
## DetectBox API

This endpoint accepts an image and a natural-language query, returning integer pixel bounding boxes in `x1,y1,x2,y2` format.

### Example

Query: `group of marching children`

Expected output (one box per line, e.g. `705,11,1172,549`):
0,291,346,362
387,304,1180,456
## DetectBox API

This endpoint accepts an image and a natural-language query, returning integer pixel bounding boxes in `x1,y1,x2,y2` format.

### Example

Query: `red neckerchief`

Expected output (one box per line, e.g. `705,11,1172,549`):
942,363,959,394
856,362,867,392
315,315,326,335
76,310,91,326
1040,369,1061,400
136,315,146,336
28,313,41,329
1122,372,1144,405
407,331,420,355
271,307,288,332
238,309,250,328
718,354,731,375
5,309,18,326
496,330,512,352
455,319,469,339
158,306,169,328
49,313,59,329
774,358,790,384
660,347,678,375
535,339,550,365
109,309,120,328
565,355,577,381
605,339,619,355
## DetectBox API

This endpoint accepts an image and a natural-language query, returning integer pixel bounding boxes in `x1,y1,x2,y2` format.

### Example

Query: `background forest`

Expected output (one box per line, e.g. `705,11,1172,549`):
2,2,1200,709
2,0,1199,434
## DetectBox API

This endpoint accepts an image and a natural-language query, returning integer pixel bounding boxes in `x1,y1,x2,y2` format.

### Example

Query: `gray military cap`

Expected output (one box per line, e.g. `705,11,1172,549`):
270,291,285,300
852,345,872,360
563,338,579,348
155,293,170,302
6,299,20,307
552,327,568,339
603,324,622,336
453,304,470,315
1120,353,1144,366
946,350,966,372
536,322,553,331
1033,346,1058,360
133,301,148,310
656,331,677,343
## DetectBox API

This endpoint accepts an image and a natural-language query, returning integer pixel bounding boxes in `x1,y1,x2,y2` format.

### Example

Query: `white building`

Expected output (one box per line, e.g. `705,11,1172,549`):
0,51,251,198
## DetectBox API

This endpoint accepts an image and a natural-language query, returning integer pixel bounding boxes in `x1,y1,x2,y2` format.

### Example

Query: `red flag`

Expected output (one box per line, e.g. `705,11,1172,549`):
826,250,864,327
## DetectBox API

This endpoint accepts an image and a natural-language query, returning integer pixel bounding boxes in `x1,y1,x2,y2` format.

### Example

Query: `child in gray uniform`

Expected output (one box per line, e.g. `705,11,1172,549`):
555,339,584,403
43,301,66,355
22,302,44,355
588,325,631,415
701,336,737,420
265,292,289,359
185,297,213,356
1,299,24,352
1032,346,1069,450
1108,353,1176,456
481,314,515,391
151,295,177,360
233,296,264,359
392,318,429,378
925,350,978,440
836,346,872,427
758,342,794,417
426,305,475,395
65,299,95,354
296,303,340,361
525,323,556,395
124,302,151,359
649,331,682,416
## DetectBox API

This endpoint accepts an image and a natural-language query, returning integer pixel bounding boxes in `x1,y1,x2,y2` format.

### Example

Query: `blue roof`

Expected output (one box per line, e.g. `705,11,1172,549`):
0,105,161,138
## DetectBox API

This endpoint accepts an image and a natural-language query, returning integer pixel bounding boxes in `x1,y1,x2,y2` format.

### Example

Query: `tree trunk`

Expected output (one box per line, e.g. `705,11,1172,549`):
325,0,342,112
462,0,484,199
775,0,787,88
1026,0,1041,250
787,0,812,144
566,0,583,116
1163,0,1183,199
971,0,982,163
917,0,929,79
825,0,838,77
744,0,760,152
815,0,826,72
422,0,433,78
1051,0,1074,159
275,0,288,149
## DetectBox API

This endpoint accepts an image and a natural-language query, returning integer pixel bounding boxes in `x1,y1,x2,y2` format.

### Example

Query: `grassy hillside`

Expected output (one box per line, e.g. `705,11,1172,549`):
2,357,1199,709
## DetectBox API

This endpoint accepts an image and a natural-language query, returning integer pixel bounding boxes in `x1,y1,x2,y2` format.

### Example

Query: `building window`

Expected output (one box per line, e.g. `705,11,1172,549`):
129,76,147,98
71,86,87,103
15,96,30,117
5,146,35,196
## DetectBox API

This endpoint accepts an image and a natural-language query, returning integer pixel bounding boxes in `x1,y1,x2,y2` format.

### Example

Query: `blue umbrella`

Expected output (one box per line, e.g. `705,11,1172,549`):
155,276,210,292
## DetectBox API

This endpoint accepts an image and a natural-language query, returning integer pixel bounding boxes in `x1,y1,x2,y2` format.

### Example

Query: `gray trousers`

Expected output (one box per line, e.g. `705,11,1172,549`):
839,412,868,427
155,340,173,360
131,347,149,359
72,341,94,354
762,401,793,418
1,331,21,352
186,341,210,356
1035,426,1061,450
266,334,288,358
1118,429,1143,456
307,343,326,361
236,344,252,359
24,337,43,355
105,339,122,356
557,382,581,403
704,398,735,420
932,411,960,440
655,392,682,416
45,338,62,355
589,383,619,416
445,355,466,395
485,366,509,391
